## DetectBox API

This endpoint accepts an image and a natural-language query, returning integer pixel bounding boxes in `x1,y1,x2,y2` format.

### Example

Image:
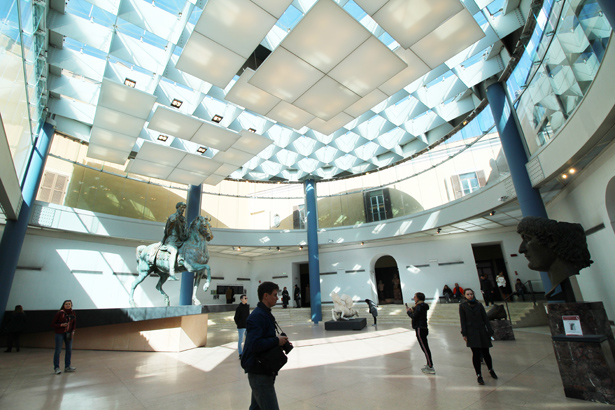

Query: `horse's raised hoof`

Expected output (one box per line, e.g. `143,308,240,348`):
192,298,202,306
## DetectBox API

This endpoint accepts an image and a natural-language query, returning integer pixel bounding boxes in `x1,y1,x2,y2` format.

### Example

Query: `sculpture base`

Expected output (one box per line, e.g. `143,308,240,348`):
548,302,615,404
325,318,367,331
490,319,515,340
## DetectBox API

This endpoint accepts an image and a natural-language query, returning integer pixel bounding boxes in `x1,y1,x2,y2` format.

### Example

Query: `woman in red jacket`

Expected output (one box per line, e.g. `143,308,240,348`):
51,300,76,374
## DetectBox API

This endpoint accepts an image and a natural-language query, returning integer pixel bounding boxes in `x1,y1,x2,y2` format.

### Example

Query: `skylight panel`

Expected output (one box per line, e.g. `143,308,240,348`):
66,0,116,28
142,0,185,16
343,1,367,21
116,18,169,50
486,0,506,17
276,5,303,32
473,10,489,30
62,38,109,60
188,6,202,25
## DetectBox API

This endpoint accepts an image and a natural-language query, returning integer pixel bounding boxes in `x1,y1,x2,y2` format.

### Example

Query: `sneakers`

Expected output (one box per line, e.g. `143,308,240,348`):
54,367,61,375
64,366,76,372
477,376,485,385
489,369,498,379
421,366,436,374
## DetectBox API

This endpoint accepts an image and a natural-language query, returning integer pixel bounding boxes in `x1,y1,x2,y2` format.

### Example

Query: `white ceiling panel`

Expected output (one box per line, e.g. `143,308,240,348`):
215,163,240,175
344,88,389,117
307,112,354,136
89,126,137,152
266,101,315,130
177,154,223,174
148,106,203,140
248,47,325,102
86,144,129,165
411,9,486,68
250,0,294,18
232,130,272,155
93,106,146,136
203,174,227,186
353,0,388,15
281,0,370,73
137,141,187,167
214,147,254,166
328,36,407,97
224,68,281,115
372,0,464,49
97,79,157,119
166,168,209,186
378,48,431,95
194,0,276,59
176,32,246,89
128,159,174,179
191,121,241,151
294,76,361,121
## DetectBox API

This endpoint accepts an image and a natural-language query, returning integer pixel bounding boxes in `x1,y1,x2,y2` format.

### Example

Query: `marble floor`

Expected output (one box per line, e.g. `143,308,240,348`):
0,323,611,410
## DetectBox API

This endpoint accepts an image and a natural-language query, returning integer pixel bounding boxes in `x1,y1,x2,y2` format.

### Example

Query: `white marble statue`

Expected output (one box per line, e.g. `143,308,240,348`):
331,292,359,321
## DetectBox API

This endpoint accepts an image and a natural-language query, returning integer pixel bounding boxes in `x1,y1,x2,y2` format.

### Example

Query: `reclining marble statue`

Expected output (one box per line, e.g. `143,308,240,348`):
517,216,593,298
129,203,214,307
331,292,359,321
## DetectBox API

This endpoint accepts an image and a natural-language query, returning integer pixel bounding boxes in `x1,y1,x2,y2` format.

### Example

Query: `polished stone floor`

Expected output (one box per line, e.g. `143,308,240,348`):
0,323,611,410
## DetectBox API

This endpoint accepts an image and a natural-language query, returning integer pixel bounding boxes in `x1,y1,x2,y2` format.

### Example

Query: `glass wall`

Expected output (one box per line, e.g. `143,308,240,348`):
507,0,611,155
0,0,47,182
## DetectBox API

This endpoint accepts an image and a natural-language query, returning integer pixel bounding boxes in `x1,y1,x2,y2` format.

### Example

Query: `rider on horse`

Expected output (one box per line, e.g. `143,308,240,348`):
162,202,188,281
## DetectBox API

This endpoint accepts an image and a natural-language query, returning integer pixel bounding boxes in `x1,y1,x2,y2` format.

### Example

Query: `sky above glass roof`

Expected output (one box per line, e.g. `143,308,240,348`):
46,0,523,184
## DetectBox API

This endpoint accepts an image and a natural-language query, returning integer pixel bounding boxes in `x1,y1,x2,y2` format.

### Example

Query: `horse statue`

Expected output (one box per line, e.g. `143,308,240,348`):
331,292,359,321
129,215,214,307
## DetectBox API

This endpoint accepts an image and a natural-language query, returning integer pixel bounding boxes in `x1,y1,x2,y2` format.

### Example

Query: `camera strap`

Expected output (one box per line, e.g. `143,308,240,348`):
274,320,284,335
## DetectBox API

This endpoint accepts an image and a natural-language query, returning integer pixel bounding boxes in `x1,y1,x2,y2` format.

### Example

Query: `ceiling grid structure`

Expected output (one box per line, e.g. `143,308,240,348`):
45,0,524,185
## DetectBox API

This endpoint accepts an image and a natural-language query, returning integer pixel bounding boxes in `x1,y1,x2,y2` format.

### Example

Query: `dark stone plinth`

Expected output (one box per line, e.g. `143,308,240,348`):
325,318,367,331
548,302,615,405
490,320,515,340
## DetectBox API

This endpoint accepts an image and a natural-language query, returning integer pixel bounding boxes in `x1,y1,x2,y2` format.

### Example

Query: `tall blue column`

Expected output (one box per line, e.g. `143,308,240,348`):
597,0,615,30
179,184,202,305
485,82,555,295
304,179,321,323
0,123,54,319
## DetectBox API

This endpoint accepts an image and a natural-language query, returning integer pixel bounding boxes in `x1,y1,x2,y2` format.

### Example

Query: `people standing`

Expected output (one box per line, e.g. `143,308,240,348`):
4,305,26,353
294,284,301,308
234,295,250,359
241,282,289,410
226,286,234,304
407,292,435,374
51,300,77,374
496,272,509,300
377,280,385,302
452,283,464,302
480,275,495,306
365,299,378,326
459,289,497,385
442,285,454,303
281,287,290,308
515,279,527,301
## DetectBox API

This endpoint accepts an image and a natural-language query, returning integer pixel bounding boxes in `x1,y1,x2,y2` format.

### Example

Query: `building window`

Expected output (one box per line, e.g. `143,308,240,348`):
293,204,306,229
37,171,69,205
363,188,392,223
450,170,486,199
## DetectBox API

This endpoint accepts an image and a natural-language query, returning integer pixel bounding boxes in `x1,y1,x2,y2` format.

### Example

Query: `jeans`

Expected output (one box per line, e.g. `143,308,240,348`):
53,333,72,369
238,328,246,356
248,373,279,410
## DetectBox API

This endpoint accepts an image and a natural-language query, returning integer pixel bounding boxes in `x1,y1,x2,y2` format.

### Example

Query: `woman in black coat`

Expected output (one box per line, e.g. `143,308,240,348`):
459,288,498,385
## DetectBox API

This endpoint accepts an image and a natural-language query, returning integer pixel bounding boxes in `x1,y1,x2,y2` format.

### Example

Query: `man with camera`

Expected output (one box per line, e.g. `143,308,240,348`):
241,281,292,410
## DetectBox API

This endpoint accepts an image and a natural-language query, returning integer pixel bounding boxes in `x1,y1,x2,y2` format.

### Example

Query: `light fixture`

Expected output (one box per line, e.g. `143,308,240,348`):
299,246,303,250
436,228,442,234
124,78,136,88
562,174,568,179
171,99,183,108
157,134,168,142
197,146,207,154
489,210,495,216
360,241,364,245
569,168,576,174
248,128,256,133
237,246,241,251
212,114,223,123
276,246,281,252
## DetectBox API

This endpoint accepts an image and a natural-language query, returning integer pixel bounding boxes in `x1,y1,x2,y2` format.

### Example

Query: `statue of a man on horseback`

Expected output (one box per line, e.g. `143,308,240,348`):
129,213,214,307
161,202,188,281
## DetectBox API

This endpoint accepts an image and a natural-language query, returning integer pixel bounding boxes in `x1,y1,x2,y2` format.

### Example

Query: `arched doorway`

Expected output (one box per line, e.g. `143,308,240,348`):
374,255,403,305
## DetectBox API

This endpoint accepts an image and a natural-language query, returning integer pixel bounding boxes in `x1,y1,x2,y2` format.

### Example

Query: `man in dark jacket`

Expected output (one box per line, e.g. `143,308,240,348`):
241,282,289,410
407,292,434,374
234,295,250,359
480,275,494,306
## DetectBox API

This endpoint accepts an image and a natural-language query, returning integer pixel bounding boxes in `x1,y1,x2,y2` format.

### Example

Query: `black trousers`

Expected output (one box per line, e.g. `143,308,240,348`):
470,347,493,375
415,328,433,368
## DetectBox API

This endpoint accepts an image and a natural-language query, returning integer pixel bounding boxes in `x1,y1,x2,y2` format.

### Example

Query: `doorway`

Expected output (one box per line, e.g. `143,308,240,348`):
471,243,511,301
299,263,310,308
374,255,403,304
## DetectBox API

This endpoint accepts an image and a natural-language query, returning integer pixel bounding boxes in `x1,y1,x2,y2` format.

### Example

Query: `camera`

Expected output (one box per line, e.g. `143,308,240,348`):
280,332,293,354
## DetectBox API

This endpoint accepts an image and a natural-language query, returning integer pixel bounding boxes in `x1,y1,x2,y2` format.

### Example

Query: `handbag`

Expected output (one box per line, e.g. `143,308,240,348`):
255,321,289,374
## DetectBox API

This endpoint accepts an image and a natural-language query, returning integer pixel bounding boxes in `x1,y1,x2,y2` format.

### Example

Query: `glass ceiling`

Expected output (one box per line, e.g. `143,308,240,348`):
46,0,523,183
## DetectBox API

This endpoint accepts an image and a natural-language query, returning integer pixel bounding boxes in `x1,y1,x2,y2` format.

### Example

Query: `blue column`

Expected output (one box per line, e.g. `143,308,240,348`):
0,123,54,319
597,0,615,30
304,179,321,323
485,82,554,293
179,184,202,305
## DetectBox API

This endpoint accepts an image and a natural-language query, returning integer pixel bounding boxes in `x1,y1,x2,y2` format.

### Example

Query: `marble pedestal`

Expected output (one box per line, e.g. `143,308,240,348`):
490,319,515,340
547,302,615,404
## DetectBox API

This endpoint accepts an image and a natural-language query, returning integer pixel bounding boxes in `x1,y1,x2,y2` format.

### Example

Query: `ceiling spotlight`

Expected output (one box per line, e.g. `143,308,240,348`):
197,146,207,154
276,246,281,252
360,241,364,245
124,78,136,88
299,246,303,250
489,210,495,216
462,120,468,125
171,99,183,108
157,134,168,142
562,174,568,179
569,168,576,174
248,128,256,133
436,228,442,234
212,115,223,123
236,246,241,251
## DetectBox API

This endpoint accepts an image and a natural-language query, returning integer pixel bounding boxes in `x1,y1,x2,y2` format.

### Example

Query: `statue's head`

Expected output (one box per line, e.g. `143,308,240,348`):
176,201,187,211
517,216,592,274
